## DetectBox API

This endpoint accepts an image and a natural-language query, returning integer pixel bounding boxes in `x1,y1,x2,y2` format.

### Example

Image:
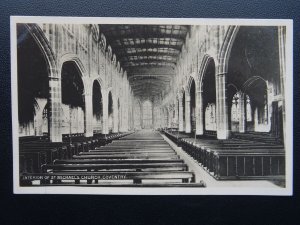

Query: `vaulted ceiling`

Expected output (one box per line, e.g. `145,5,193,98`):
100,24,190,100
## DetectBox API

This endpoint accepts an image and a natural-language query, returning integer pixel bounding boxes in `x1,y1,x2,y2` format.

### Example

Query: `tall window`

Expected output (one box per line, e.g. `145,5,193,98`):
246,95,252,122
133,101,141,129
231,93,240,122
142,100,152,128
231,93,252,123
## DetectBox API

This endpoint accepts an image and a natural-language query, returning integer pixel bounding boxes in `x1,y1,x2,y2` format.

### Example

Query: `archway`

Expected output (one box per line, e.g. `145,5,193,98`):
61,61,85,135
17,24,50,137
202,58,217,132
92,80,103,134
227,26,280,135
189,78,196,134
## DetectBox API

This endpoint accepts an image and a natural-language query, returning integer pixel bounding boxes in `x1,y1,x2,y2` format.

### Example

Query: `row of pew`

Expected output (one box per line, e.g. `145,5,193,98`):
20,130,206,187
19,133,131,174
163,130,285,181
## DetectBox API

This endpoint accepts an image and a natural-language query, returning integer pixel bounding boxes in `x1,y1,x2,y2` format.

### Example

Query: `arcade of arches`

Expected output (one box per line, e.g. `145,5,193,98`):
17,24,286,143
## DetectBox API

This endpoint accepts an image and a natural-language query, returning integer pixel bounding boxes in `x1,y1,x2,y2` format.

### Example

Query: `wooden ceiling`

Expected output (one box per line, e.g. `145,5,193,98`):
100,24,190,100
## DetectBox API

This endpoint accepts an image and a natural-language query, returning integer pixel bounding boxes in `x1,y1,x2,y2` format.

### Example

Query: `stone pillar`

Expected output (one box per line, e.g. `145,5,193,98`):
196,90,204,135
113,98,118,133
48,72,62,142
185,95,191,133
84,93,93,137
238,91,246,133
168,107,172,128
178,97,184,132
216,73,230,139
102,92,109,134
175,100,179,129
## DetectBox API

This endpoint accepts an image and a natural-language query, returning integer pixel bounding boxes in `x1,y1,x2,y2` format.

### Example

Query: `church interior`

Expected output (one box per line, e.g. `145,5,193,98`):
16,23,287,188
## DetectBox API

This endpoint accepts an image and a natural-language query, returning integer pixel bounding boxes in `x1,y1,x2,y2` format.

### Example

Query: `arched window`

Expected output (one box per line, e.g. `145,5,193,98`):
231,93,240,122
142,100,152,128
246,95,252,122
42,106,48,134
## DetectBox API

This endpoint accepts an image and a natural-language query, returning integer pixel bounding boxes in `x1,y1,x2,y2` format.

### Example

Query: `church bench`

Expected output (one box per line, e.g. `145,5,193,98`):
73,154,180,160
232,133,283,144
95,146,171,150
20,171,196,185
53,159,185,164
209,150,285,179
78,152,178,157
114,140,167,144
20,146,58,164
89,149,174,153
41,163,189,173
101,145,171,149
19,136,48,143
21,144,69,161
19,151,47,173
180,139,285,180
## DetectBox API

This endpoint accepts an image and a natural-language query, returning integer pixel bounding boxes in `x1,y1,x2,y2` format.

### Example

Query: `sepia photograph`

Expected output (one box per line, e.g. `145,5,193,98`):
11,17,293,195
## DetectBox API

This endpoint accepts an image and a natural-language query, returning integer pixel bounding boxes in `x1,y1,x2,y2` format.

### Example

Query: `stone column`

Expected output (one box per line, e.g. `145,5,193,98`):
84,93,93,137
185,95,191,133
168,107,172,128
215,73,230,139
178,97,184,132
196,90,204,135
102,92,109,134
238,91,246,133
113,98,118,133
175,100,179,129
48,72,62,142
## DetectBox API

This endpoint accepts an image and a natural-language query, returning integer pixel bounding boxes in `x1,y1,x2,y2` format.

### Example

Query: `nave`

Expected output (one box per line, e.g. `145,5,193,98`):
20,130,205,187
16,23,288,188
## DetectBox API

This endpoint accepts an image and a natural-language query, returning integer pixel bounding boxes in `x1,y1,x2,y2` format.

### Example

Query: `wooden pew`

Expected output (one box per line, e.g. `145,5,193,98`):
179,138,285,181
19,151,47,173
89,149,174,153
41,163,189,173
73,154,180,160
53,159,185,164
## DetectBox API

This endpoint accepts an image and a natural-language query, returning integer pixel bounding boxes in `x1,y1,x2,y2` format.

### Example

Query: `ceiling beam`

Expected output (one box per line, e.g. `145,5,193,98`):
120,58,177,64
109,36,185,44
111,43,182,51
123,62,176,68
127,66,175,75
117,51,180,58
